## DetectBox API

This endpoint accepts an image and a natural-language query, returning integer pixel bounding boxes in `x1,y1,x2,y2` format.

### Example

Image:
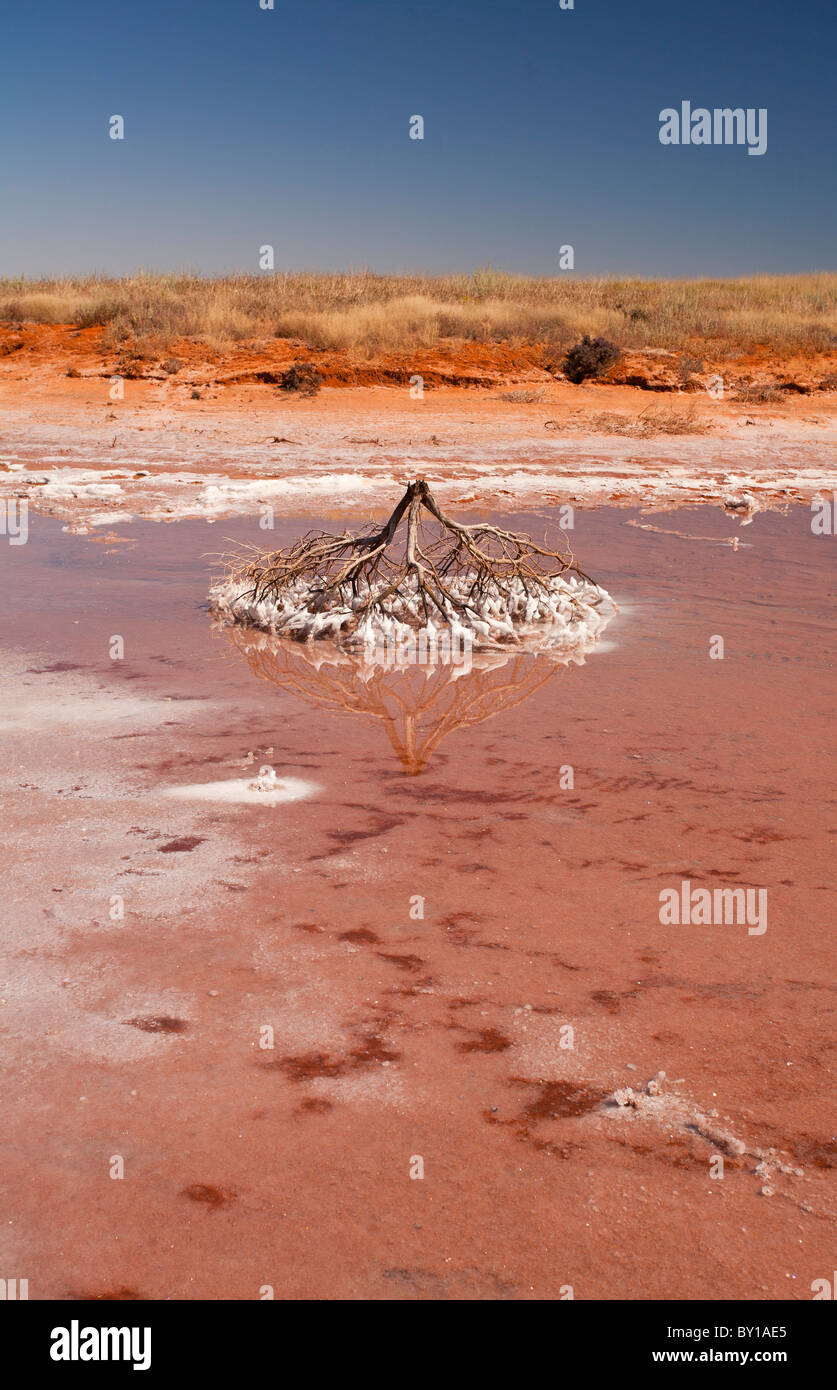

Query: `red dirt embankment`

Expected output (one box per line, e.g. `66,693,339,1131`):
2,319,837,394
2,321,836,531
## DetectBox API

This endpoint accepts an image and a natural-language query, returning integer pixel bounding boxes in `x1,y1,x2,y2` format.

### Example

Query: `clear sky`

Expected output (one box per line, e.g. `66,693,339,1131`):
1,0,835,278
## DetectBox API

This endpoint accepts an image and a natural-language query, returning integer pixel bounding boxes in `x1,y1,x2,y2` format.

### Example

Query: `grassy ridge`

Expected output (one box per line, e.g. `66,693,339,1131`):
1,270,835,356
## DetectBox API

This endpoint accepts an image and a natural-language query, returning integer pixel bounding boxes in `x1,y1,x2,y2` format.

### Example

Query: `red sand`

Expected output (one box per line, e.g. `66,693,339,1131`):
0,505,834,1300
2,352,837,530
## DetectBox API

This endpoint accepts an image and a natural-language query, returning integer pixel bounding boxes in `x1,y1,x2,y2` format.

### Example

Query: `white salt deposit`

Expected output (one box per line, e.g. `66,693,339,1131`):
248,764,283,792
161,773,318,805
210,568,616,656
3,455,834,530
0,690,204,734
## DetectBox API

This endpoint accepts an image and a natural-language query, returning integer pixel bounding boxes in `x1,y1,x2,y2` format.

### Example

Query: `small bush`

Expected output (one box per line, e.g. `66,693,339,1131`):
678,352,704,381
638,403,710,435
616,302,649,323
498,388,545,403
733,381,784,404
280,362,323,396
562,335,621,384
545,404,710,437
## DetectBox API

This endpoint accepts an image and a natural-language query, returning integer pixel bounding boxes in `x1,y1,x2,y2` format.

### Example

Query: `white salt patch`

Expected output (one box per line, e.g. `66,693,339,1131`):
0,691,203,733
39,480,123,500
63,510,132,531
6,455,836,528
210,569,616,656
161,773,318,805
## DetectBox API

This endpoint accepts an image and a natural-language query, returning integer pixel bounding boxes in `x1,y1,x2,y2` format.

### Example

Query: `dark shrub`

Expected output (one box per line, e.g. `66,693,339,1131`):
562,336,621,384
280,361,323,396
614,301,649,323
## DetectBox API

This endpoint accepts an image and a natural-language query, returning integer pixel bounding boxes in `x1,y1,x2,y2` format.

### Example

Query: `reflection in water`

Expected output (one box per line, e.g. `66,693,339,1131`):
218,626,608,775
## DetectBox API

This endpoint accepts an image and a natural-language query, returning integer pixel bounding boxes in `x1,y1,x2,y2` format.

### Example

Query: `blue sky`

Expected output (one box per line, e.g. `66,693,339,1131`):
1,0,834,277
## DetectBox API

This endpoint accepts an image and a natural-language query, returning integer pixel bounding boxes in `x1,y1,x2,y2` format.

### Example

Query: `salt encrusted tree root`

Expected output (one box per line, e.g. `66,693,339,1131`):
220,479,598,640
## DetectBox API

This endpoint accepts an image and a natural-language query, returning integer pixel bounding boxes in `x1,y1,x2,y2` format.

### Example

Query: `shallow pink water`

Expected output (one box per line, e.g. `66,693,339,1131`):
1,503,834,1299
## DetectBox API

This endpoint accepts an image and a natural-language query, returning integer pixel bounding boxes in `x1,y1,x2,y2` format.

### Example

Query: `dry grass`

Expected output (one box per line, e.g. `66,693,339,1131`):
274,295,583,352
546,404,711,437
733,381,785,404
0,270,835,357
497,388,546,403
